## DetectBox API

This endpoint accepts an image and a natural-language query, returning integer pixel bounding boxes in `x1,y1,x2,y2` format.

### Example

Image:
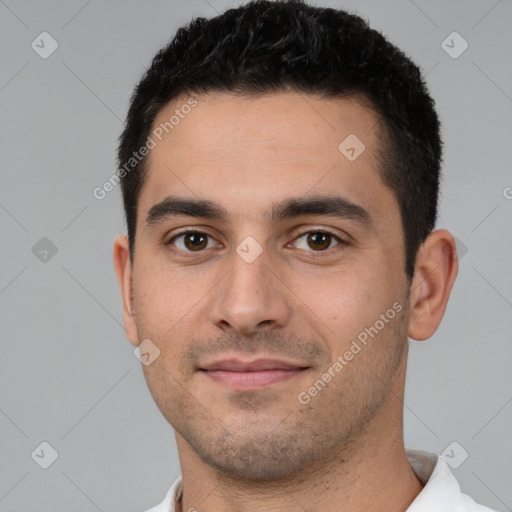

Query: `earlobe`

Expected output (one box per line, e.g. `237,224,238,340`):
407,229,459,341
113,234,140,347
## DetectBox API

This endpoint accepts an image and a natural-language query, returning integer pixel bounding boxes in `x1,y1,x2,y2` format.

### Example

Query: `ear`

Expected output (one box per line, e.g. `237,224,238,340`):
408,229,459,341
113,234,140,347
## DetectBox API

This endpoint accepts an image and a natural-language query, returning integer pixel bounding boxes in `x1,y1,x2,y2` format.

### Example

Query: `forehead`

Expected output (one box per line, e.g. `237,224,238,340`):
150,91,379,162
138,91,397,228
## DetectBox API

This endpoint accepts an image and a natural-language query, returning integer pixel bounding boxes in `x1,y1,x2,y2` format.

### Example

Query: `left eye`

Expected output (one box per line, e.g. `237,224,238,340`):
292,231,343,251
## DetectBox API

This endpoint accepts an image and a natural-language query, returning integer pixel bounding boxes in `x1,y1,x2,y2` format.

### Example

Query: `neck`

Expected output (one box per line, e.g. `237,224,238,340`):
176,411,423,511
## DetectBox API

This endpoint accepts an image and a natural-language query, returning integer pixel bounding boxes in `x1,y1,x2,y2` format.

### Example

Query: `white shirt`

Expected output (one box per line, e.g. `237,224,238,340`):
144,449,498,512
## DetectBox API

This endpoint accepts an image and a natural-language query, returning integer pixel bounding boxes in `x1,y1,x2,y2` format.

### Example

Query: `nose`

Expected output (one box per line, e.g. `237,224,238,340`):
207,247,292,336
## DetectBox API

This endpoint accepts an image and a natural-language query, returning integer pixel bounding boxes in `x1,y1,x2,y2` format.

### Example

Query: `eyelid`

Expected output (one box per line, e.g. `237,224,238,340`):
289,224,354,243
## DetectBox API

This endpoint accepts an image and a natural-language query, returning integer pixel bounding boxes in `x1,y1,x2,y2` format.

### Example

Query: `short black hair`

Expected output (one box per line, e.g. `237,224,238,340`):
117,0,442,281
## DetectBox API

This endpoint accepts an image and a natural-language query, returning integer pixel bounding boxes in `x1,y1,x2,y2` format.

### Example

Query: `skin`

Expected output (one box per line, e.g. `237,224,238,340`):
113,91,458,512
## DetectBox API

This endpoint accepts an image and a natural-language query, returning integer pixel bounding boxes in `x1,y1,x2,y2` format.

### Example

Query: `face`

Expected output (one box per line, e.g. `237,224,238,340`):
121,92,414,481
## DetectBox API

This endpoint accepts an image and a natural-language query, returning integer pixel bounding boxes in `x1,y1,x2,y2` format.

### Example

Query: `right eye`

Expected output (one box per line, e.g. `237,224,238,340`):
167,230,221,253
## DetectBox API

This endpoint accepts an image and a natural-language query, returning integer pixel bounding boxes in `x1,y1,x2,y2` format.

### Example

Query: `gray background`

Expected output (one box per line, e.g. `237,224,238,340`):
0,0,511,510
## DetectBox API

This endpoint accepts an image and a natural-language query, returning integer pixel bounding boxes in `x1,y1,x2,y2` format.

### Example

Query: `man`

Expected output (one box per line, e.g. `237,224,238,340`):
113,1,498,511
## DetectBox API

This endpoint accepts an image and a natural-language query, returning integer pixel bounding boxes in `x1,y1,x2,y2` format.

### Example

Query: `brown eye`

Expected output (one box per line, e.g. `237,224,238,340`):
307,232,332,250
293,230,344,252
168,231,215,252
183,232,208,251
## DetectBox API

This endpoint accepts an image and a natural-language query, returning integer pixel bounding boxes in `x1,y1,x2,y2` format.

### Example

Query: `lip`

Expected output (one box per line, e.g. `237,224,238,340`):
201,358,306,372
200,358,310,390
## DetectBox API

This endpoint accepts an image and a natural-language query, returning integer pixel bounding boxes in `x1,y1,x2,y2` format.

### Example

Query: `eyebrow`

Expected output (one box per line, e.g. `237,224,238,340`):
145,194,372,229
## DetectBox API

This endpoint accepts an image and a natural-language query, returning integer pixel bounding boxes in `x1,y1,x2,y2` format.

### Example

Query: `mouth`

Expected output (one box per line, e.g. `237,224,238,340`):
199,358,310,390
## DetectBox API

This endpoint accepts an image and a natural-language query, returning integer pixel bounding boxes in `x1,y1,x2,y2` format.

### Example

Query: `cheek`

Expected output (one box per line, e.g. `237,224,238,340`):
294,267,403,361
134,264,200,325
132,265,216,367
297,269,382,323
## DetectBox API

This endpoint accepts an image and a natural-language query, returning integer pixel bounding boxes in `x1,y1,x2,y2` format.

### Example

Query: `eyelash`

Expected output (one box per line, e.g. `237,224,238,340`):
166,229,347,256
